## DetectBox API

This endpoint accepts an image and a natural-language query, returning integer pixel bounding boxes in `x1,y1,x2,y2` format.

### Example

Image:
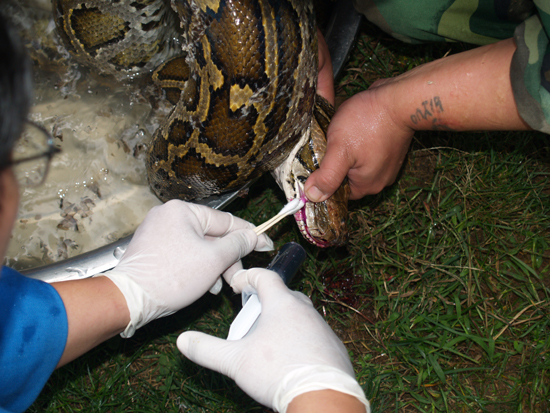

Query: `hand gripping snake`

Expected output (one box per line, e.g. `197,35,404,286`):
53,0,350,247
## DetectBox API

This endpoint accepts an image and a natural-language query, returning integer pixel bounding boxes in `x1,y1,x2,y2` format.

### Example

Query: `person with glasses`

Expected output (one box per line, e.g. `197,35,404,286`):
0,13,369,413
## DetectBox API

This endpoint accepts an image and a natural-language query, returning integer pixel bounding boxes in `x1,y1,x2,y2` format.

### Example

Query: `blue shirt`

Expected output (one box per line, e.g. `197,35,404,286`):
0,266,68,413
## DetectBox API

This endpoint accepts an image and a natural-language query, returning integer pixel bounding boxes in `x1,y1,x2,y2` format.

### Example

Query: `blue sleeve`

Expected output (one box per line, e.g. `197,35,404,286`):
0,266,68,413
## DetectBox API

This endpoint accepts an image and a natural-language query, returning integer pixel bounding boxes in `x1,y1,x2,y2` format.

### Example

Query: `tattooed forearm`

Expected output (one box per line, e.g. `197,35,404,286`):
409,97,454,130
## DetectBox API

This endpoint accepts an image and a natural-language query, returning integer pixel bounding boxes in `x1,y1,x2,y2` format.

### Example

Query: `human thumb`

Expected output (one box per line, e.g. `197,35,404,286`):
177,331,239,378
304,140,349,203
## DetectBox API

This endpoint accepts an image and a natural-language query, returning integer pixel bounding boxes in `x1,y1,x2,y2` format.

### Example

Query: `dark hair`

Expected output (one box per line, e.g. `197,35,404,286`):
0,12,33,168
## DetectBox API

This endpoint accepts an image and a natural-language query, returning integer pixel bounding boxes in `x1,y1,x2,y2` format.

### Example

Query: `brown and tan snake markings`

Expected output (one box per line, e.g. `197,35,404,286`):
53,0,350,247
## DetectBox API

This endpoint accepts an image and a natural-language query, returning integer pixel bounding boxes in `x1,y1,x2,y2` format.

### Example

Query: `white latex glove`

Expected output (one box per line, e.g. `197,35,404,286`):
100,200,273,338
177,268,370,412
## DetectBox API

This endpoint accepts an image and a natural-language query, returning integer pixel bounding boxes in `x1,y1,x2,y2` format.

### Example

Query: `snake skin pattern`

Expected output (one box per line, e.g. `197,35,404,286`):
52,0,349,247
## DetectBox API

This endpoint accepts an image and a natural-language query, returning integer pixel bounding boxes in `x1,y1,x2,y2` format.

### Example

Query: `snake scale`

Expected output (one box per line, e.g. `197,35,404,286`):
53,0,350,247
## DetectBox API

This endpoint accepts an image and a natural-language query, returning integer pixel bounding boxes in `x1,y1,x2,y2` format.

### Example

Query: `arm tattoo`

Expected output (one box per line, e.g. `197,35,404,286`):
410,97,454,130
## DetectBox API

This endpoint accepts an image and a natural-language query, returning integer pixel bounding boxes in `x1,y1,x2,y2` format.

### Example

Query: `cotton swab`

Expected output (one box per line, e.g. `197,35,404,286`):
253,198,305,235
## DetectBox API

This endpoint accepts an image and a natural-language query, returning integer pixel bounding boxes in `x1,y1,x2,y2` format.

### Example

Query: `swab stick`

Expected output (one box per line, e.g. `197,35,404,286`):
254,198,305,235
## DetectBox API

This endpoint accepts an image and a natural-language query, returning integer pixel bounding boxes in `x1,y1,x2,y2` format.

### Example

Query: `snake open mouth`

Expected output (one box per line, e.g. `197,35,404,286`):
290,187,339,248
294,206,330,248
291,190,327,247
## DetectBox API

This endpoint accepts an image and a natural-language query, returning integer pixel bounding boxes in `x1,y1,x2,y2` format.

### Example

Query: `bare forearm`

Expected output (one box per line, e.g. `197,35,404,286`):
53,276,130,367
379,38,530,132
287,390,367,413
317,29,334,105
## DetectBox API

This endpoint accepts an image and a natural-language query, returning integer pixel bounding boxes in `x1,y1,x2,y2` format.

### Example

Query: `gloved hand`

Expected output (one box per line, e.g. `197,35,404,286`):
100,200,273,338
177,268,370,412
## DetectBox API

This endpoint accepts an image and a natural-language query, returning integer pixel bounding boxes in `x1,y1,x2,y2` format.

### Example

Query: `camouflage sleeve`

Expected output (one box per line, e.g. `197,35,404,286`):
352,0,520,45
511,9,550,133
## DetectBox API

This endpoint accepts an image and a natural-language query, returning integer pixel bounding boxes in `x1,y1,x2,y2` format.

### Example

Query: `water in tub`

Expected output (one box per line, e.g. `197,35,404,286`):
4,1,169,270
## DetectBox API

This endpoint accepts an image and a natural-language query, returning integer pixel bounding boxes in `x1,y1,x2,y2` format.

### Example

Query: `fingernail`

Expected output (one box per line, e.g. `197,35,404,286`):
306,185,326,202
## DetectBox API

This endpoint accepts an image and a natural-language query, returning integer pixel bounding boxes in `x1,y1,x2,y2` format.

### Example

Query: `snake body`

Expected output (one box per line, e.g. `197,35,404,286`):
53,0,350,247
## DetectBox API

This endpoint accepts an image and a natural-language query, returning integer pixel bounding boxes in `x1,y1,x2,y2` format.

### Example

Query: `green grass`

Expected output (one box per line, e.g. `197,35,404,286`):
30,22,550,412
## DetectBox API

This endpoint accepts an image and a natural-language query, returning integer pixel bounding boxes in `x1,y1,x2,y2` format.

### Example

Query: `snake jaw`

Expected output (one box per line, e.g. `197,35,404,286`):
295,186,330,248
294,209,330,248
289,182,333,248
292,201,324,247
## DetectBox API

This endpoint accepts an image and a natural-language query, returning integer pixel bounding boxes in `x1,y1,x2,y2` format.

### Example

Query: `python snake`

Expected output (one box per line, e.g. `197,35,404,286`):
53,0,350,247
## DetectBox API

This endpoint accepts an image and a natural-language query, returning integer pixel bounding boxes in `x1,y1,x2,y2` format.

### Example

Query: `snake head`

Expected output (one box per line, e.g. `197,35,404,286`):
294,180,350,248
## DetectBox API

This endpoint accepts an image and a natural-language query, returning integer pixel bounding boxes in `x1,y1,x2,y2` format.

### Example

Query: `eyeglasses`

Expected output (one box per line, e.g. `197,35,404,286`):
11,121,61,187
